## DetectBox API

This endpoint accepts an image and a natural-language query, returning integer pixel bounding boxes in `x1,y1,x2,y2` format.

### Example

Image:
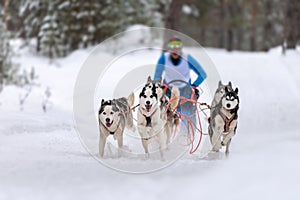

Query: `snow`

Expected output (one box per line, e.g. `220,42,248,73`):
182,5,192,15
1,35,300,199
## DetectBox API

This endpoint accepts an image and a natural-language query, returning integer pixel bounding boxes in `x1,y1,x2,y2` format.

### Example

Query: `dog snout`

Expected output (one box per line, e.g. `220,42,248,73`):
226,103,231,108
105,118,110,123
146,101,150,105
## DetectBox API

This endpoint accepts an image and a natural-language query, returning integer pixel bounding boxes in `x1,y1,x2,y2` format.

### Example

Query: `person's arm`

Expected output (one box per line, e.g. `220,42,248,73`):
187,54,207,86
154,54,165,81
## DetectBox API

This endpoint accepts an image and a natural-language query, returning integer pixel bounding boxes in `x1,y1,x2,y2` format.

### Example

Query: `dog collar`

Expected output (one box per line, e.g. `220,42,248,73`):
104,118,121,135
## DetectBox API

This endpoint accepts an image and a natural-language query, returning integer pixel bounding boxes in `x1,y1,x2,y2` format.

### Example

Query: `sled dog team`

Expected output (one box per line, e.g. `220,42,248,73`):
98,76,239,158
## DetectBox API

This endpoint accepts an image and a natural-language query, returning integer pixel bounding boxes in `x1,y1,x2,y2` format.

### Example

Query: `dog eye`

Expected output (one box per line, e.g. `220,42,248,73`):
103,112,106,115
110,112,114,115
144,95,147,98
150,95,153,98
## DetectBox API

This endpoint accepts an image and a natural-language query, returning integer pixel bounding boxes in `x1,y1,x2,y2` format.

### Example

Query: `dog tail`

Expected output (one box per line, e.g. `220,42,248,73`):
127,92,135,107
170,86,180,111
126,92,136,132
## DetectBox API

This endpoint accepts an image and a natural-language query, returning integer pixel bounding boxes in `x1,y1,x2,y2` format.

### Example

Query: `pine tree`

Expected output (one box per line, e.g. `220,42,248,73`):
0,13,17,89
19,0,48,51
38,2,63,59
284,0,300,49
19,0,164,58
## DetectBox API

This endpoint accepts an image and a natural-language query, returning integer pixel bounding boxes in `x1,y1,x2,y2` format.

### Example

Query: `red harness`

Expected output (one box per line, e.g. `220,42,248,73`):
220,111,236,133
139,107,158,127
163,83,169,94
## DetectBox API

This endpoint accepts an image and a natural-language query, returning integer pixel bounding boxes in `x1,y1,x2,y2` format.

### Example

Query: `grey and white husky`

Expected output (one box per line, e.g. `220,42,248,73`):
98,93,135,157
209,82,239,155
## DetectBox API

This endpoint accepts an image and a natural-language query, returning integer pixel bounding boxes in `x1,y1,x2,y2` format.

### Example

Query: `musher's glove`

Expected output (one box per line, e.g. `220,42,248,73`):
192,84,200,100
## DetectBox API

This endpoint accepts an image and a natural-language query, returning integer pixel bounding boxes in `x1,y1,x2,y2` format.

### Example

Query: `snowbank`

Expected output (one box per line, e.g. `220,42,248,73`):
1,38,300,199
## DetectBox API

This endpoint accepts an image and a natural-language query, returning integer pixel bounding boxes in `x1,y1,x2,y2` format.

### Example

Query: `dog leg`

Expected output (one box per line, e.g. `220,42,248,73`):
225,138,232,156
211,128,222,152
138,124,151,158
157,132,165,161
99,133,107,157
165,123,171,148
222,131,234,145
117,135,123,158
211,118,225,152
141,139,149,159
208,124,213,145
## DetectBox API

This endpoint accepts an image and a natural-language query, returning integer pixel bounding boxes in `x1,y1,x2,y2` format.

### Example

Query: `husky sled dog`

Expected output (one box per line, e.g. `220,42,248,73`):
137,76,179,159
98,93,135,157
208,81,233,126
211,81,233,108
209,83,239,155
144,76,180,146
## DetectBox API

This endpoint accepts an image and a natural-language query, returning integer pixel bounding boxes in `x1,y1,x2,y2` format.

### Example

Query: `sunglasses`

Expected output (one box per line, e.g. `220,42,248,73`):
167,41,183,49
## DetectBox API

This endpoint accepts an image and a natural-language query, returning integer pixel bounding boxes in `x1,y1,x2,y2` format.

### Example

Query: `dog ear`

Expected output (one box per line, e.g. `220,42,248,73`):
101,99,104,105
225,86,229,93
158,76,162,84
147,76,152,83
218,80,222,87
127,92,135,107
235,87,239,94
228,81,232,88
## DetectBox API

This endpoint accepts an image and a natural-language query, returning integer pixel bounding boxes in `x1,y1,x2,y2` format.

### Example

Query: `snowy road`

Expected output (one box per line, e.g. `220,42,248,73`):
1,127,299,200
1,41,300,199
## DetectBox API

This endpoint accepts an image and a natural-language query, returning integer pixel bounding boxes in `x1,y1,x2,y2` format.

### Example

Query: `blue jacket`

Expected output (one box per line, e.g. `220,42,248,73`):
154,53,207,86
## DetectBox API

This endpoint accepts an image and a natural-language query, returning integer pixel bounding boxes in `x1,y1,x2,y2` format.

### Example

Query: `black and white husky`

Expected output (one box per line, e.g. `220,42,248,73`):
137,76,179,159
209,83,239,155
98,93,135,157
144,76,180,145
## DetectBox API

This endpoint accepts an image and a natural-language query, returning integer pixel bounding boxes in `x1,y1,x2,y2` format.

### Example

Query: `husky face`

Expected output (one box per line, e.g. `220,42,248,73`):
214,81,233,104
99,100,120,129
139,85,159,113
222,87,239,110
145,76,163,100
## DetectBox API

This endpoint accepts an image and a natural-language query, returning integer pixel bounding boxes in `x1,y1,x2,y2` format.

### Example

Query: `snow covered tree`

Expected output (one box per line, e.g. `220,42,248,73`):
38,2,63,59
0,4,18,90
284,0,300,49
19,0,164,57
19,0,48,51
57,0,100,51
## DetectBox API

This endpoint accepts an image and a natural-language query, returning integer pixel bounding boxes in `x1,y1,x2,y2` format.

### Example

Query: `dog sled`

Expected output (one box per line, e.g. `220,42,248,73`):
160,79,211,154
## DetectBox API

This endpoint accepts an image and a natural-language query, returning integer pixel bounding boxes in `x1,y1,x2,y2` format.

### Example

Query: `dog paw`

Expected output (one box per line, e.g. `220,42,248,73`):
145,153,150,159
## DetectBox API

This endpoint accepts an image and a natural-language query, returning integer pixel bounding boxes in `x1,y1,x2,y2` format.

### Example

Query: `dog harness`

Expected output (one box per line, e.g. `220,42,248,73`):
220,111,236,133
102,117,121,135
108,121,121,135
139,108,158,127
145,116,151,127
